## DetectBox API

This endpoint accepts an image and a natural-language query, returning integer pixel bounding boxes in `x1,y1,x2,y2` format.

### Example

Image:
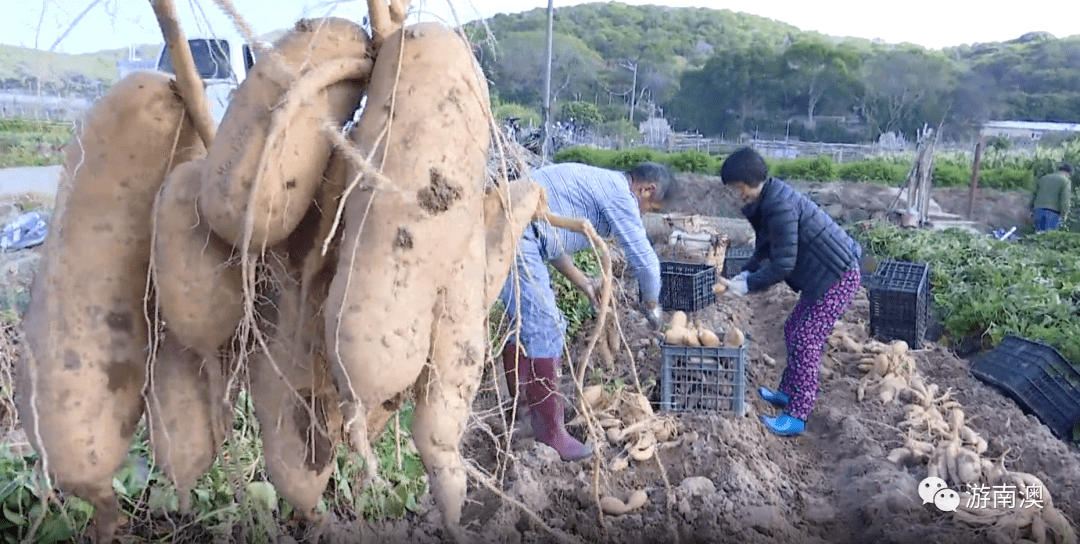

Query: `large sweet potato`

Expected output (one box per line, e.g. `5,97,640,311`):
483,178,545,307
324,22,491,540
152,157,241,441
198,17,371,249
145,330,222,513
153,158,242,356
15,70,200,541
250,257,342,519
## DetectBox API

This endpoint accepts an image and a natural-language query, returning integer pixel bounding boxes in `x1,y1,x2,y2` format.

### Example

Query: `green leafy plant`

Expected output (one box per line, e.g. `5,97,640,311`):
851,221,1080,365
549,250,602,340
837,160,908,183
339,402,429,521
665,150,715,173
770,156,836,182
0,446,94,543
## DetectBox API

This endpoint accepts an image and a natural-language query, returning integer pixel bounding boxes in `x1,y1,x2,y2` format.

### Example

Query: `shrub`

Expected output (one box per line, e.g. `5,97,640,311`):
608,148,664,170
666,150,715,173
771,156,836,182
491,101,541,127
554,146,608,167
931,161,970,188
837,160,908,183
558,101,604,127
978,166,1035,191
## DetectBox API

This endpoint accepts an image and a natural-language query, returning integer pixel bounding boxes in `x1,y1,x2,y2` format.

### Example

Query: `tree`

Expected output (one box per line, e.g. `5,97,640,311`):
478,30,604,109
666,42,782,136
781,39,861,129
859,46,958,138
558,101,603,127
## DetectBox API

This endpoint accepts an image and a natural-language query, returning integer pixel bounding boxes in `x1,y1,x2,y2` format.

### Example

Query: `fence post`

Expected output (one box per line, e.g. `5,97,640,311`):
967,137,985,220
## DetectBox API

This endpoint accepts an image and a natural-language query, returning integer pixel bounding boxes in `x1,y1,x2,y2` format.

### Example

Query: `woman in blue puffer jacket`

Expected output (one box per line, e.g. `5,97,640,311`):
720,147,863,436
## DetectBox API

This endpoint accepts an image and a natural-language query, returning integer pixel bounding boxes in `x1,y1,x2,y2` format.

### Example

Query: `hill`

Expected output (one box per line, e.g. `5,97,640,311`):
3,3,1079,141
466,3,1080,141
0,29,283,92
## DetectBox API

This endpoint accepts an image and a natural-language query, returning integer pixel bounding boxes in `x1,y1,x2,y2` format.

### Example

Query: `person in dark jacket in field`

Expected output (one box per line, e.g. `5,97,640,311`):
720,147,863,436
1029,163,1072,231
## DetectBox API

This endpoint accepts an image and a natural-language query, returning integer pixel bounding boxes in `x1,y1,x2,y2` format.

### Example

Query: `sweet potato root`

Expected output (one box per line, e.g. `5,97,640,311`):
250,258,342,519
15,70,200,542
483,178,545,307
199,17,372,248
152,156,240,441
146,330,222,513
153,158,242,356
324,22,491,541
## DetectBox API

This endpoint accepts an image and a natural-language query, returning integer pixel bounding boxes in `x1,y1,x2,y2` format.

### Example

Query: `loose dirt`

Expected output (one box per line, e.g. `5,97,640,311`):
400,275,1080,544
667,173,1031,234
0,174,1072,543
348,175,1078,544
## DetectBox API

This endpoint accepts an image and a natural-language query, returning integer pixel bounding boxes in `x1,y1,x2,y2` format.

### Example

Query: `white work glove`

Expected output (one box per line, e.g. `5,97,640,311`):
727,276,749,297
733,270,749,283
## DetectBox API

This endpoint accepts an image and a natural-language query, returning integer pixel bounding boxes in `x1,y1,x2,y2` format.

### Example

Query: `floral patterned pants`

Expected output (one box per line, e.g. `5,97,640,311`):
779,269,861,420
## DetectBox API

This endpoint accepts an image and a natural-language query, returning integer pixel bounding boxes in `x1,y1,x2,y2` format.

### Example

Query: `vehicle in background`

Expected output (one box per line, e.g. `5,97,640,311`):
154,37,264,126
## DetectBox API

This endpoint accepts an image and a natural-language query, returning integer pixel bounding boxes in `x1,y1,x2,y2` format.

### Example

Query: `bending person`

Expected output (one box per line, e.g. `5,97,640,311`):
499,161,675,461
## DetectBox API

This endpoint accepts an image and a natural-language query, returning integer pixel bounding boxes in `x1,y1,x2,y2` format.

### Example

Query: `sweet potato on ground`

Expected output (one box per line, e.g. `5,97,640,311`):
324,22,491,541
199,17,371,249
15,70,200,541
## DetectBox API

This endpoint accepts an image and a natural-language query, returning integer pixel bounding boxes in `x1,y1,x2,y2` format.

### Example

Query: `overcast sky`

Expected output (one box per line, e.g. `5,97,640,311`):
4,0,1079,54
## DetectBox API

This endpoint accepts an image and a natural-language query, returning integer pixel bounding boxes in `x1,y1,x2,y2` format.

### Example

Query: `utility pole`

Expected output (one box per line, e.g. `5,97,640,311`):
540,0,554,161
619,59,638,123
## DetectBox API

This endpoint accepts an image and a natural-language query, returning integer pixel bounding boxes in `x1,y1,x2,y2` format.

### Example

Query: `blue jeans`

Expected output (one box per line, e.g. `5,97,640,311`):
498,229,568,358
1034,208,1061,231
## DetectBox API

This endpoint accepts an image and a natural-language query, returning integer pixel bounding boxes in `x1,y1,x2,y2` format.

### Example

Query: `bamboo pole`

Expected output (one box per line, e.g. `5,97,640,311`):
148,0,216,149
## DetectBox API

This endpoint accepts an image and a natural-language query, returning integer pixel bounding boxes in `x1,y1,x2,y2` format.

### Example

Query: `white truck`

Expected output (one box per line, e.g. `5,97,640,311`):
154,37,262,125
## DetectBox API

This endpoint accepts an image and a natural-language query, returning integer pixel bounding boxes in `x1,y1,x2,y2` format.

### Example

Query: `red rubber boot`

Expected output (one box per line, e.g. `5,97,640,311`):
524,356,592,462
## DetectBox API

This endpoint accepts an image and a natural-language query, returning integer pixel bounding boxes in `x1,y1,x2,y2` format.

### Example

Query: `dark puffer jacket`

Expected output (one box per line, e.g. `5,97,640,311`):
740,178,861,302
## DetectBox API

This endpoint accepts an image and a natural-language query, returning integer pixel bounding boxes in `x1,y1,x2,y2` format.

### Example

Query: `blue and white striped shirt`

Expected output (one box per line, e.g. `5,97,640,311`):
530,162,662,303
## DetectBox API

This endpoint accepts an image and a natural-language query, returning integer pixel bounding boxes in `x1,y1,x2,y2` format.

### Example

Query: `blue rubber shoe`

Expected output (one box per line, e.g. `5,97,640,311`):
760,413,805,436
757,386,790,409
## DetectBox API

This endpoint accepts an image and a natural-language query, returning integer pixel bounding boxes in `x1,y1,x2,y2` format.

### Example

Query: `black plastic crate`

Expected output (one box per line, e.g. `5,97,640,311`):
660,342,748,415
656,261,716,312
722,246,754,279
971,335,1080,441
869,260,930,349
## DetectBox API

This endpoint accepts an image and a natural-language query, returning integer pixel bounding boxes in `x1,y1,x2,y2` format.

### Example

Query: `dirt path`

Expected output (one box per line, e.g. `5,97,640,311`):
667,173,1030,234
0,166,61,199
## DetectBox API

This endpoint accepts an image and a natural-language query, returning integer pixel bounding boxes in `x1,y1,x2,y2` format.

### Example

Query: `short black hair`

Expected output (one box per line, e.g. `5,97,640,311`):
627,161,678,202
720,147,769,187
1059,163,1073,174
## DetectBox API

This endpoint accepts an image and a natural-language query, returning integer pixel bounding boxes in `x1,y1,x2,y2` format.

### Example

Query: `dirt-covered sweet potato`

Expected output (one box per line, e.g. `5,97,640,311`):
324,22,491,541
16,70,200,542
199,17,372,249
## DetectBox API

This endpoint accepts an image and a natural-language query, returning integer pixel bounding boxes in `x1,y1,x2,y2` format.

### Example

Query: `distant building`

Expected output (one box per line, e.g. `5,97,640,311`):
980,120,1080,142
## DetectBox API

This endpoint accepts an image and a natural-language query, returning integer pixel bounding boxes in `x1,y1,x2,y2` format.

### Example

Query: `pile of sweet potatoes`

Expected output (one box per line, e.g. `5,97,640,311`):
14,0,579,541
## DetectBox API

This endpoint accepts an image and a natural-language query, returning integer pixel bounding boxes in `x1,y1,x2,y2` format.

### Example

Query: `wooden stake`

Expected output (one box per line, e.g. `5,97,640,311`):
968,138,985,221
